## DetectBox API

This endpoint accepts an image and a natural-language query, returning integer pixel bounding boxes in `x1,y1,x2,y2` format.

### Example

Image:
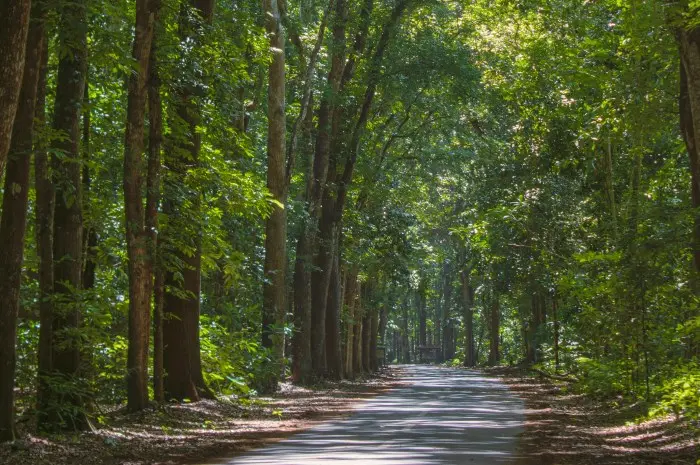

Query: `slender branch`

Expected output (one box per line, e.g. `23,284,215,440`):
285,0,332,185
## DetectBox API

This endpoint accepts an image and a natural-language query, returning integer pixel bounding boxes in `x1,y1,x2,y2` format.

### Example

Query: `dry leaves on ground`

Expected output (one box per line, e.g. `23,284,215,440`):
487,367,700,465
0,367,403,465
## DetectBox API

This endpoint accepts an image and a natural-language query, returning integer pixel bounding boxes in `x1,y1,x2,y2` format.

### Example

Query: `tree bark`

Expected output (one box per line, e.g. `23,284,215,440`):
261,0,287,392
35,38,53,431
553,294,560,370
680,26,700,283
297,0,348,376
0,0,32,179
313,5,413,373
292,230,314,382
343,269,358,378
352,283,363,374
161,0,215,403
325,247,343,378
488,296,500,366
40,0,89,431
311,198,337,375
400,297,410,364
290,87,317,384
0,0,46,441
369,301,379,372
378,290,388,344
124,0,158,412
81,81,96,293
526,291,545,364
148,35,164,404
418,280,427,350
440,261,453,362
460,266,475,367
363,300,373,370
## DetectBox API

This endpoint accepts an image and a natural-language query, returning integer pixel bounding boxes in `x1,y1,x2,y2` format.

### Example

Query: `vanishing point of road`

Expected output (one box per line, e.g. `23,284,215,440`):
208,365,525,465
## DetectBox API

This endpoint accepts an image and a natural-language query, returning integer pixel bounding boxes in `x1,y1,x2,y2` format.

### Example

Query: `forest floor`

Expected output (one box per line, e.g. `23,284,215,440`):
0,367,403,465
488,367,700,465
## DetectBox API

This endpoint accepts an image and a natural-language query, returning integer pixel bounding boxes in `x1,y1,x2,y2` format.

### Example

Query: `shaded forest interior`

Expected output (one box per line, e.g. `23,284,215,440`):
0,0,699,450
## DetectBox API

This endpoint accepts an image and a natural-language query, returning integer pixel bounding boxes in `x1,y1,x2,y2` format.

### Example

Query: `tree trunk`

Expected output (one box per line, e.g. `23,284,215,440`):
369,302,379,372
161,0,215,402
81,80,96,293
680,26,700,283
0,0,32,179
291,230,314,382
148,35,164,403
418,280,426,350
343,270,358,378
399,296,409,363
305,0,347,378
35,38,53,431
363,301,373,370
311,185,338,375
352,284,363,374
314,0,412,375
552,294,560,370
441,264,453,362
460,266,475,367
488,296,500,366
124,0,157,412
434,294,443,362
526,291,545,364
40,0,89,431
0,0,46,441
261,0,287,392
290,80,317,384
325,248,343,379
378,292,388,346
679,43,700,356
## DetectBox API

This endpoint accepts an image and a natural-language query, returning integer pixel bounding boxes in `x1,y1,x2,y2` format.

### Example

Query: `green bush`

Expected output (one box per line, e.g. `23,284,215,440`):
650,363,700,421
575,357,630,399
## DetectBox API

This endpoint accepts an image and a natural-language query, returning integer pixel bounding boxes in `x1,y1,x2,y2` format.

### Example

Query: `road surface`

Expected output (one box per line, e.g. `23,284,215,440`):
206,365,525,465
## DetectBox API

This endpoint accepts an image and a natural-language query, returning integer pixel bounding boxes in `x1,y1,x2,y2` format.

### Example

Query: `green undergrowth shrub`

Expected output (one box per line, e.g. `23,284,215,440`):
573,357,630,400
568,357,700,423
199,314,268,397
649,362,700,421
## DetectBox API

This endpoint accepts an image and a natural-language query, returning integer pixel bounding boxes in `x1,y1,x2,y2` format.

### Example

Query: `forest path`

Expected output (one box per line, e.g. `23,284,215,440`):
204,365,525,465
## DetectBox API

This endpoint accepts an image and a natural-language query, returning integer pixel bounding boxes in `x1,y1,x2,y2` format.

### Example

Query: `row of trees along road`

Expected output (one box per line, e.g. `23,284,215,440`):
0,0,699,441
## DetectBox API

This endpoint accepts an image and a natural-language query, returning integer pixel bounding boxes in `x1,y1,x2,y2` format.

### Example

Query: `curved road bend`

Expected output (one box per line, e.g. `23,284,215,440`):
205,365,525,465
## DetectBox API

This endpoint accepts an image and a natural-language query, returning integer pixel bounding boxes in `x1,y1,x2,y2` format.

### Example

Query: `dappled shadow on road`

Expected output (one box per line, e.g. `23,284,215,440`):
207,366,525,465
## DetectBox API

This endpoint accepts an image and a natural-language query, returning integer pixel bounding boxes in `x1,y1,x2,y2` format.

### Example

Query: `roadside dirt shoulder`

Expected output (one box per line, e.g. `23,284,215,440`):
0,367,403,465
485,367,699,465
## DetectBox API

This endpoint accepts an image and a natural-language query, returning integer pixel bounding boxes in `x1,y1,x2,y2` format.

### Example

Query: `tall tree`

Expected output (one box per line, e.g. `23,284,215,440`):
294,0,348,380
35,37,53,431
260,0,287,392
287,0,330,385
39,0,90,431
149,36,165,403
320,0,413,376
678,10,700,278
123,0,159,411
488,296,500,366
677,4,700,358
0,0,46,442
460,262,475,367
161,0,215,402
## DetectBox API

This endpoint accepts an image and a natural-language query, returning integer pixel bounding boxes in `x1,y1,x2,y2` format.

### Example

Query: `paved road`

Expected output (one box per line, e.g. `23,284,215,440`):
208,365,524,465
